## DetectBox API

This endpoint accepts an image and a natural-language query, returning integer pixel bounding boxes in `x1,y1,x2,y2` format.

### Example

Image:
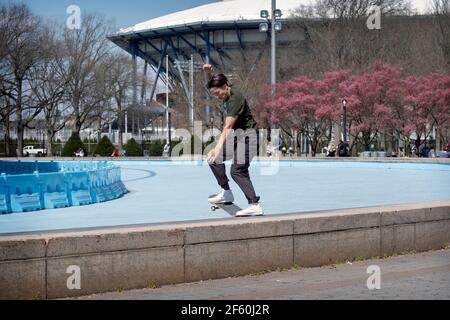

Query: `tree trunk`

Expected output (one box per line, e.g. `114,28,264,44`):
436,127,441,151
73,97,82,133
16,80,23,157
74,117,82,134
363,131,371,151
296,132,302,156
118,108,123,155
390,129,396,154
334,122,342,143
46,128,54,156
5,114,11,157
349,133,357,156
403,136,409,157
311,135,318,157
327,123,333,143
380,130,386,151
97,117,102,142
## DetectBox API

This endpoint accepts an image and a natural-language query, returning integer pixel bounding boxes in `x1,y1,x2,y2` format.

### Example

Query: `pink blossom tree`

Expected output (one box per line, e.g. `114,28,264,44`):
263,73,347,157
417,74,450,150
340,62,401,152
258,61,449,157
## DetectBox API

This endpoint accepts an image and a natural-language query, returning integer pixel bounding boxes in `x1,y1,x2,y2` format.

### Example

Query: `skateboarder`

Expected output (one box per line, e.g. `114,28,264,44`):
203,64,263,217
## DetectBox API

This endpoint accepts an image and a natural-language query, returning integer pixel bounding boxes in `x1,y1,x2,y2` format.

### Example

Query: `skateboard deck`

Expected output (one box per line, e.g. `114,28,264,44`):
209,195,241,216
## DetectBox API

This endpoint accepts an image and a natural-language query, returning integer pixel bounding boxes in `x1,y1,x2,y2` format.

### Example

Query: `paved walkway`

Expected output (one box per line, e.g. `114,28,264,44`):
72,248,450,300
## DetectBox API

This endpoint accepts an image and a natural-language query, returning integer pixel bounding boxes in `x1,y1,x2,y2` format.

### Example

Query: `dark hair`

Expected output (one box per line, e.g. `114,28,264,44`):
207,74,228,89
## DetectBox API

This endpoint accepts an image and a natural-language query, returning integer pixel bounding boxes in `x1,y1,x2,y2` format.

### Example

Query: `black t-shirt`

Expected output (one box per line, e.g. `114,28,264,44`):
224,87,257,130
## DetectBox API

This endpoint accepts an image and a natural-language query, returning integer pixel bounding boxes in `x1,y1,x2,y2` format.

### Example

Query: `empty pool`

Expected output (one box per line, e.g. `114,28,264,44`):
0,160,449,234
0,160,127,214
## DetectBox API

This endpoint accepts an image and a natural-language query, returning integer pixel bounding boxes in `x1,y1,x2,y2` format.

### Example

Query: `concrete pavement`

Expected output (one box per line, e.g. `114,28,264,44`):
71,248,450,300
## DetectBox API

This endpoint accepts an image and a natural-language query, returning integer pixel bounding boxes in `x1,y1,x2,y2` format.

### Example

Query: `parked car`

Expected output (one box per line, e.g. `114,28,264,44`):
74,148,85,157
23,146,47,157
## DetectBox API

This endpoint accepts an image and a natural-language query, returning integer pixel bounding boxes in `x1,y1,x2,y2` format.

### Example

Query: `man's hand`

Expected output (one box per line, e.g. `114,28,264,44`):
207,148,216,164
202,64,213,73
207,148,219,164
203,64,213,79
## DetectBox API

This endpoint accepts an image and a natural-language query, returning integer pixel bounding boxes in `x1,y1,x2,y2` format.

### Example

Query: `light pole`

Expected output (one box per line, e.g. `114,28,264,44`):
174,55,202,134
260,0,282,153
342,98,349,157
342,98,347,144
166,54,170,152
260,1,283,93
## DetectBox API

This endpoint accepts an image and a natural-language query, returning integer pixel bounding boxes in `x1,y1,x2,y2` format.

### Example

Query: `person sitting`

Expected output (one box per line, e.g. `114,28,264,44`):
288,147,294,157
111,149,119,157
419,145,430,158
338,140,349,157
411,145,417,157
444,139,450,152
326,143,336,157
428,147,436,158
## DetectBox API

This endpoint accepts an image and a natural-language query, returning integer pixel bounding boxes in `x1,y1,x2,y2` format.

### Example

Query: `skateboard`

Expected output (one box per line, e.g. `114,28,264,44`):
209,195,241,217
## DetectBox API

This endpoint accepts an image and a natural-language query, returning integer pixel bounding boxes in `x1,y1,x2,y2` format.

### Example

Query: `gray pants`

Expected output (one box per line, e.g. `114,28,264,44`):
209,133,260,204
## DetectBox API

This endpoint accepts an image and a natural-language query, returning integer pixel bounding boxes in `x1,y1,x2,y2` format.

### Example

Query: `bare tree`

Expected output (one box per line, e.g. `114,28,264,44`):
108,53,133,153
61,13,113,134
290,0,413,73
0,3,46,156
433,0,450,71
29,24,72,156
0,18,13,155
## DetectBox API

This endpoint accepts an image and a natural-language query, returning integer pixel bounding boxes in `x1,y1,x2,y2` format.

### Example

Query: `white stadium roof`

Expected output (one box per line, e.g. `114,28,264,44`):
117,0,313,34
116,0,432,35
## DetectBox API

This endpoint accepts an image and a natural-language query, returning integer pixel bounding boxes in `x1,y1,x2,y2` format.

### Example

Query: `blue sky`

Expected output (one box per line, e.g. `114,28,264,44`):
6,0,220,30
4,0,433,30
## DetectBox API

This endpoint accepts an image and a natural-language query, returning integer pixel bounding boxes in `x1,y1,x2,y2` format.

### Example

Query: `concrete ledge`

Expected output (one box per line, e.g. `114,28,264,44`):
1,200,449,299
294,228,380,267
293,211,380,234
185,237,293,282
381,205,450,226
381,224,416,256
185,220,293,244
415,220,450,252
46,246,185,299
0,239,47,261
0,259,46,300
46,228,185,257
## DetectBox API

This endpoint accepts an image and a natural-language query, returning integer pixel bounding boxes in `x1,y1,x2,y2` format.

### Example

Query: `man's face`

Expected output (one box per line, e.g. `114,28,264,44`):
209,85,229,102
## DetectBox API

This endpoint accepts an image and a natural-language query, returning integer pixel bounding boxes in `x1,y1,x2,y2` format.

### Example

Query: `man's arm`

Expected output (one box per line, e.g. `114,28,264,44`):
202,64,213,80
216,116,237,151
207,116,237,163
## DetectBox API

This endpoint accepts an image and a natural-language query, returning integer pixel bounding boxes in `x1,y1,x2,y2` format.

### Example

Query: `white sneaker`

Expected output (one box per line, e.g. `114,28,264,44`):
235,203,264,217
208,189,234,204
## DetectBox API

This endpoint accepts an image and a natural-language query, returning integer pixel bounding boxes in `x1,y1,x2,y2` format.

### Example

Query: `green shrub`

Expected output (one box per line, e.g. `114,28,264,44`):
148,140,163,156
190,135,204,155
142,138,212,157
94,135,115,156
62,133,85,157
124,138,143,156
